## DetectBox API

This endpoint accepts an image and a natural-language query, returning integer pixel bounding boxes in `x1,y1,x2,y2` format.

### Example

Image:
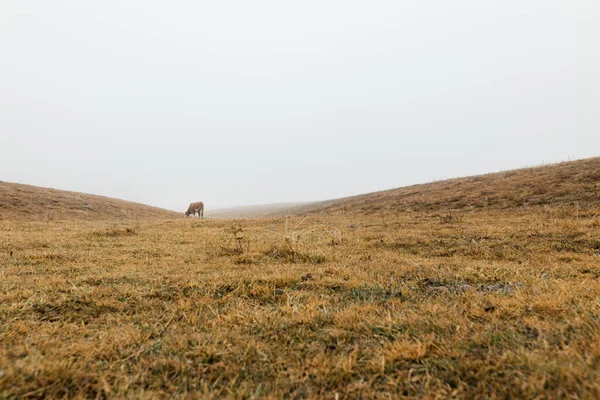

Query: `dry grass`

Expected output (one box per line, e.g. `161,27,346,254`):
0,181,179,220
292,157,600,215
1,206,600,398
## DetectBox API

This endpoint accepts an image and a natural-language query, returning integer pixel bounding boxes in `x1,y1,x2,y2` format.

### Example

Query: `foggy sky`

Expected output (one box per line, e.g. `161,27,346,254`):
1,1,599,211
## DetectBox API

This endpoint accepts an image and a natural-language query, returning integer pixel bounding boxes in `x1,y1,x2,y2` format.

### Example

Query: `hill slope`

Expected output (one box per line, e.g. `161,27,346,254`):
285,157,600,215
0,181,180,220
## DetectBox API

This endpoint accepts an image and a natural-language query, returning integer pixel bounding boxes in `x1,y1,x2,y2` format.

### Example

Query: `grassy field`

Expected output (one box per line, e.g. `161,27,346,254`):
2,204,600,398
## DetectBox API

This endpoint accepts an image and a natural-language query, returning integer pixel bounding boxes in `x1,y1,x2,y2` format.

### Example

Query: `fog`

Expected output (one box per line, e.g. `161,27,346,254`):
1,1,599,211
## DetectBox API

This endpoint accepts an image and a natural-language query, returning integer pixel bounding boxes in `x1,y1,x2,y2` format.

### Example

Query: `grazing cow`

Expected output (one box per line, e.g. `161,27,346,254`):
185,201,204,218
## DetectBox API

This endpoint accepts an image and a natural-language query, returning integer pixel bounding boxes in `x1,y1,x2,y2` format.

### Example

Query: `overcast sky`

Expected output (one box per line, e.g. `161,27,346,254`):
1,1,599,211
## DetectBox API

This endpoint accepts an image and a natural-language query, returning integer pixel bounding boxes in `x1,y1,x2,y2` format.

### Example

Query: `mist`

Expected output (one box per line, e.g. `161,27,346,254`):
1,0,599,211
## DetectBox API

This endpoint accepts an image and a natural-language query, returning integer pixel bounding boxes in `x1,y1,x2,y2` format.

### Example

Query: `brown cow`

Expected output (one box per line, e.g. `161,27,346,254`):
185,201,204,218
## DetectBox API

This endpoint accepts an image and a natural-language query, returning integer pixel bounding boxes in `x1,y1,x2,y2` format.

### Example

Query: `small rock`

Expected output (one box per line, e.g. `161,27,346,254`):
301,274,313,282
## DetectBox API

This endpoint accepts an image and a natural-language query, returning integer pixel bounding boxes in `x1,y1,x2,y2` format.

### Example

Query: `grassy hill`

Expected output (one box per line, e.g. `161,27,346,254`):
288,157,600,215
0,181,179,220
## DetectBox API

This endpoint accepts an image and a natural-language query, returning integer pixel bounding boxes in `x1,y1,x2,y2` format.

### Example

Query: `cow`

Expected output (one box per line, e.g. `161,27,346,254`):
185,201,204,218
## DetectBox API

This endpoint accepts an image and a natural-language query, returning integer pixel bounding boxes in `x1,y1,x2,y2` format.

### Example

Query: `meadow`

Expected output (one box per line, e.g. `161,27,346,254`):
1,204,600,398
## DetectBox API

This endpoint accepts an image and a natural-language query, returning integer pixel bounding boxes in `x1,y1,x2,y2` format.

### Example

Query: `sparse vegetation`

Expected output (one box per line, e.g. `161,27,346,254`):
1,158,599,398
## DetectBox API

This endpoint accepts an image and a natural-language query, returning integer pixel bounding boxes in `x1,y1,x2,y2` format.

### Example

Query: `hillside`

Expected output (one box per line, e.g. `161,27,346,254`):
207,202,314,219
287,157,600,215
0,181,180,220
